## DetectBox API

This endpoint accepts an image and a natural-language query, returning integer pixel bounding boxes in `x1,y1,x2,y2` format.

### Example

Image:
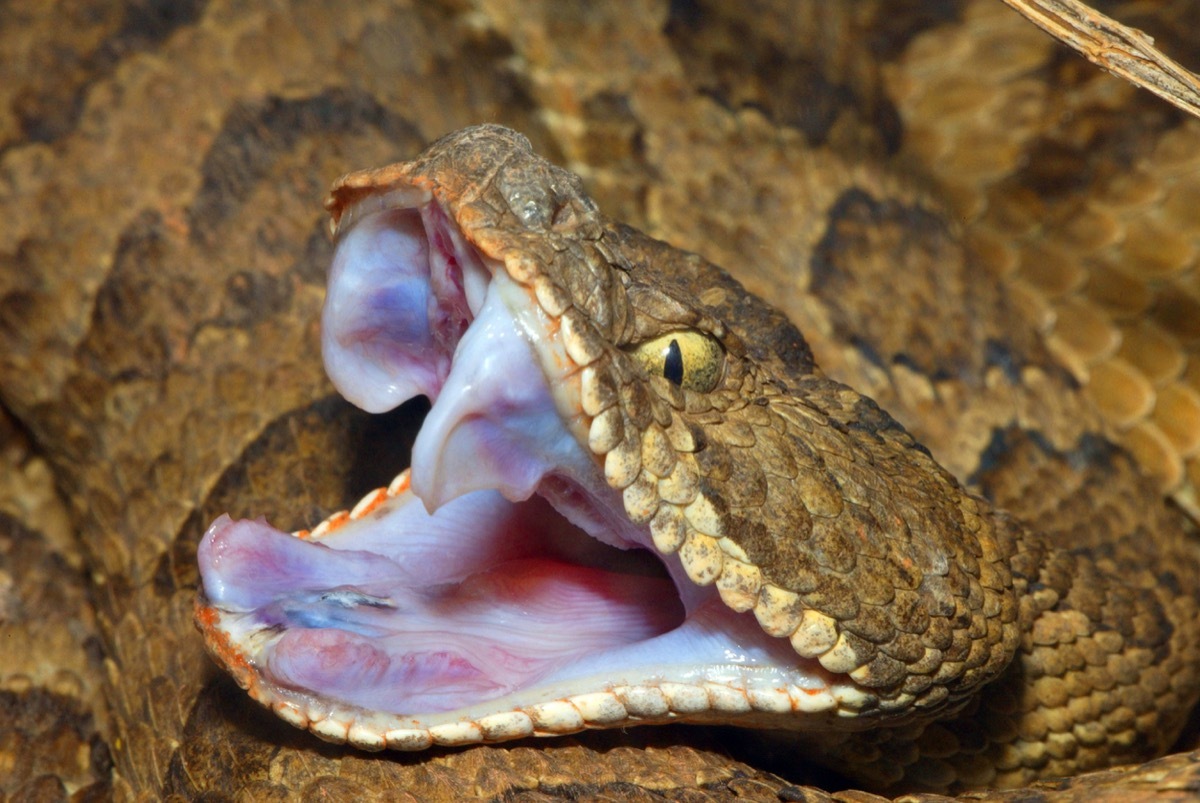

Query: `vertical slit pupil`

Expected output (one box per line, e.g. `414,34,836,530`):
664,338,684,385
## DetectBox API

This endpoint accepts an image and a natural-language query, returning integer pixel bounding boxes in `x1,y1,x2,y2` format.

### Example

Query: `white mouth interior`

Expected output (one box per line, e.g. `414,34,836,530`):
197,195,847,731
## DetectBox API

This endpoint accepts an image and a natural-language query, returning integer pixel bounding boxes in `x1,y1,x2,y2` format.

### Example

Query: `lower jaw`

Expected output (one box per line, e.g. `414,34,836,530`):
196,462,867,737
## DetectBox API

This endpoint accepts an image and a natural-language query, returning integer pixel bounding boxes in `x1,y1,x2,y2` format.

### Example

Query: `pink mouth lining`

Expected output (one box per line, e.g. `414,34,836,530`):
196,194,836,735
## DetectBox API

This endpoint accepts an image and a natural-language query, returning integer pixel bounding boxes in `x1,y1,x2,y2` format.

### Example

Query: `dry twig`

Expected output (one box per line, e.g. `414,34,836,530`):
1002,0,1200,119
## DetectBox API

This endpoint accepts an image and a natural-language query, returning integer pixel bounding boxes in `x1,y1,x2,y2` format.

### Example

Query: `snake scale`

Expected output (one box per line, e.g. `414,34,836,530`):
5,0,1200,800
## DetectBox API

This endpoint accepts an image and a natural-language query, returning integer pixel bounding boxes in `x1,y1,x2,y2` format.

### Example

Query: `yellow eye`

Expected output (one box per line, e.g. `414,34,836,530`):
628,330,725,393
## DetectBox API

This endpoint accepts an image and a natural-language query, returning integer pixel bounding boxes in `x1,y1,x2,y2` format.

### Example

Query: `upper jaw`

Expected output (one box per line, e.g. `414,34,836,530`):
322,189,603,515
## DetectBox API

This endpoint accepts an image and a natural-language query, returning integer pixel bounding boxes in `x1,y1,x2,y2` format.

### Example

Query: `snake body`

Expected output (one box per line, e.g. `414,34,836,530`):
5,0,1200,799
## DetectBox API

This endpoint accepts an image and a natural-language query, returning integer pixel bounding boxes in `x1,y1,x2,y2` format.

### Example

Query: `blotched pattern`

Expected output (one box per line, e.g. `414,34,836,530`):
4,0,1200,799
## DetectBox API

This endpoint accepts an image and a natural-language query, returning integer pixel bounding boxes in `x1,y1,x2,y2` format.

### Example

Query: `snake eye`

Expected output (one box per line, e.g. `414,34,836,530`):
628,330,725,393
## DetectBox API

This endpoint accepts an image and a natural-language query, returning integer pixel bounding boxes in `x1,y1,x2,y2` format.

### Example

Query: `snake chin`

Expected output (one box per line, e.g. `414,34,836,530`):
194,192,857,750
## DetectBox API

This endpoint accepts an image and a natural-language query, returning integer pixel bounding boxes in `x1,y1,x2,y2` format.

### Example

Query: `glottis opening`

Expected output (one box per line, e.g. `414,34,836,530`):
196,184,839,746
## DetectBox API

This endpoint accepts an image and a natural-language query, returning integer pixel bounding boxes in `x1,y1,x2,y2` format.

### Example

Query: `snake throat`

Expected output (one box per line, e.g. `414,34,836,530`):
195,181,867,750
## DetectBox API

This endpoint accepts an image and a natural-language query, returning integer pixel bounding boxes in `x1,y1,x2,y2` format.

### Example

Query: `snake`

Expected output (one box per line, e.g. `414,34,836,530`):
5,0,1200,800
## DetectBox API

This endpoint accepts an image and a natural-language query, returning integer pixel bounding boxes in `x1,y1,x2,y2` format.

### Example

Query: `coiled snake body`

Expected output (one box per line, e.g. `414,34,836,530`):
4,1,1200,800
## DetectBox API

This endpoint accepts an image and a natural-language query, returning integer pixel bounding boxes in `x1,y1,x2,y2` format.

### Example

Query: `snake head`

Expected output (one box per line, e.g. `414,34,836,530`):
195,125,1019,758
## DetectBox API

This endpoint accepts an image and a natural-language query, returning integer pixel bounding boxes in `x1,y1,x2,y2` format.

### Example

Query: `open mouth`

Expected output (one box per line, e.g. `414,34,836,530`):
195,155,861,751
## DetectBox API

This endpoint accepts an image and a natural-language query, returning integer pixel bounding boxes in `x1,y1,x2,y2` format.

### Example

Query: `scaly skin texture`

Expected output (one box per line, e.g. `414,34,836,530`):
5,0,1200,800
290,124,1200,792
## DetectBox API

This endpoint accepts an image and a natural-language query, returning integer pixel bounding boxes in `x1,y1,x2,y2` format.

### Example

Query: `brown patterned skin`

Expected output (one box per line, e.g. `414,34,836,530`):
313,124,1200,792
4,0,1200,800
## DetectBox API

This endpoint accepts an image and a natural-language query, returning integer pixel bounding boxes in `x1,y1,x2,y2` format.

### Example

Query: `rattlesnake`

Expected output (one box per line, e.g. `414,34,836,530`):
5,1,1200,799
